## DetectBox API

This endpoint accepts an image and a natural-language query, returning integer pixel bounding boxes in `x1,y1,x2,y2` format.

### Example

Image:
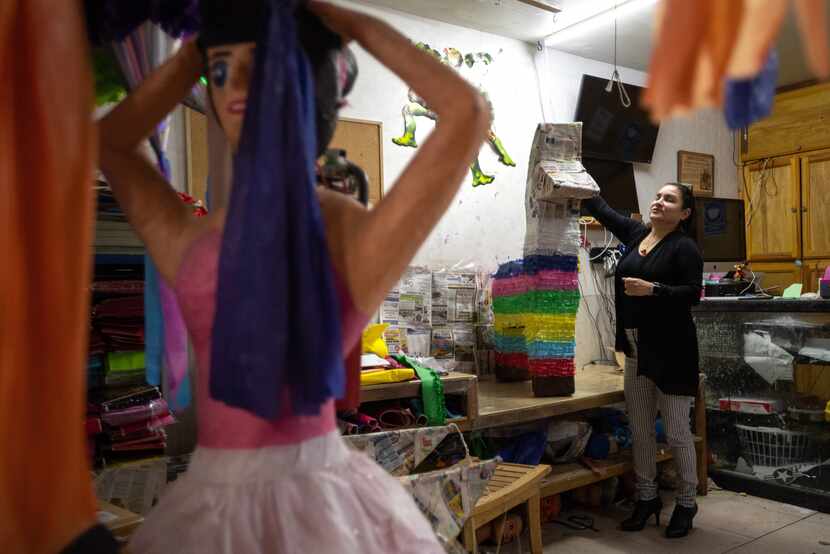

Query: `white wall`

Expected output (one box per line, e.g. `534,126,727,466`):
537,48,739,209
535,48,739,366
336,0,541,269
335,0,737,366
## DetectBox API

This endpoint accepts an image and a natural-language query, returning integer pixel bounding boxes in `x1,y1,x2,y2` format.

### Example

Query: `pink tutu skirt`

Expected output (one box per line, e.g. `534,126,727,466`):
129,431,443,553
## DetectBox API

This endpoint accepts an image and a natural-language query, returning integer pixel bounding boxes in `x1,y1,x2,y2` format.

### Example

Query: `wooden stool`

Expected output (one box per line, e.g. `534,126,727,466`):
462,462,551,554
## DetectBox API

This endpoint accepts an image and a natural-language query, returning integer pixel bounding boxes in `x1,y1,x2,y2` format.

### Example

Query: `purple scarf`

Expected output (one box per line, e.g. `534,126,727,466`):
209,0,344,419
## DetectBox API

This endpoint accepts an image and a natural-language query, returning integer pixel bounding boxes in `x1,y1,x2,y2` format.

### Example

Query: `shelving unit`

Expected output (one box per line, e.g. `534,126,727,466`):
359,372,478,431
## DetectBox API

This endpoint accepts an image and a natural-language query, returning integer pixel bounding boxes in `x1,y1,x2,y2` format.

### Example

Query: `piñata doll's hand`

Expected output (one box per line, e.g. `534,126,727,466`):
307,1,359,44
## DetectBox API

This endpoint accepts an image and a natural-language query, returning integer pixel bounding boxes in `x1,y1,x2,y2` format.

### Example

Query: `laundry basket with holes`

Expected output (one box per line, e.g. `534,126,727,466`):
344,425,497,554
735,424,812,467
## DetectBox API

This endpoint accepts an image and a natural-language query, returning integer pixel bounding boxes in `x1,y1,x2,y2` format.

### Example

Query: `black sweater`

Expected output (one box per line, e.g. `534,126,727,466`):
583,196,703,397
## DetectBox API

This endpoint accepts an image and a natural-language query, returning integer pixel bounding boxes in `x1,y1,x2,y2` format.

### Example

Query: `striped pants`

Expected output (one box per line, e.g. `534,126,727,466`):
624,329,697,508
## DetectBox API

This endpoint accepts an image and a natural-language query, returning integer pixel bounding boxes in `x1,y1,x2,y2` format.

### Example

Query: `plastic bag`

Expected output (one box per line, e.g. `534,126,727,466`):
362,323,390,357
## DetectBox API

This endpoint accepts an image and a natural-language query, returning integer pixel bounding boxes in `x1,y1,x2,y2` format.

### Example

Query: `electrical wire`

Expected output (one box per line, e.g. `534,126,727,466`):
579,221,620,364
738,267,758,296
578,275,609,364
581,218,614,262
607,2,631,108
745,157,779,227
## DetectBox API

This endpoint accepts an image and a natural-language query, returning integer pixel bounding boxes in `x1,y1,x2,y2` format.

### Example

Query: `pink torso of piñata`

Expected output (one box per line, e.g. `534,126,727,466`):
174,230,365,448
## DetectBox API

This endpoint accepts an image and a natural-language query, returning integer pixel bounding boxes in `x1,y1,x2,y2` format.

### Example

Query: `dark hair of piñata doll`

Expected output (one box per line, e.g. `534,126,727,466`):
199,0,358,156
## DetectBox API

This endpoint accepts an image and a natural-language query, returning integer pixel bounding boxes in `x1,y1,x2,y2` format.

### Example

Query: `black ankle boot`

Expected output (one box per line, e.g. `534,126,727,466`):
665,503,698,538
620,497,663,531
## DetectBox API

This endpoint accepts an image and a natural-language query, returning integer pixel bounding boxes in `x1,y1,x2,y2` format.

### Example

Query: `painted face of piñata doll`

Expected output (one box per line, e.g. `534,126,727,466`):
199,1,357,153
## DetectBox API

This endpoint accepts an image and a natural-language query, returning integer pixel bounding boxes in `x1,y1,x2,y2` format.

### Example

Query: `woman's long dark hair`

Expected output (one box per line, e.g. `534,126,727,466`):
670,182,697,238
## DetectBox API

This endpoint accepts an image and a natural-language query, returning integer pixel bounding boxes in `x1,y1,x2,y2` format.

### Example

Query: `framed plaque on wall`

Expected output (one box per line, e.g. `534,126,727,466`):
677,150,715,197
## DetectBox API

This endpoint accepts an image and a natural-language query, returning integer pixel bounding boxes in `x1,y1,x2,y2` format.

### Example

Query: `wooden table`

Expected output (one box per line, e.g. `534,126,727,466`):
475,366,709,497
474,366,625,430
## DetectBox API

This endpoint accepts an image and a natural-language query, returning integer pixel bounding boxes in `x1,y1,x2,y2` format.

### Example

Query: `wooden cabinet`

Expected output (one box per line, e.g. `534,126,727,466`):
801,149,830,259
802,259,830,294
747,262,802,295
743,156,801,261
742,82,830,162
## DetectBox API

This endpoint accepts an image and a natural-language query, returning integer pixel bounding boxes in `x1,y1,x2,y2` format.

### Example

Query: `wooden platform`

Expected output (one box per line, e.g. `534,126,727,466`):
474,366,624,430
541,445,677,497
476,368,709,497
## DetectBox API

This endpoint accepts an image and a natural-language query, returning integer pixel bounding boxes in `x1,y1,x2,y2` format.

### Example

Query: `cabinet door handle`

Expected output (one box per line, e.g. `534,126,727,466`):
802,207,808,213
792,207,798,213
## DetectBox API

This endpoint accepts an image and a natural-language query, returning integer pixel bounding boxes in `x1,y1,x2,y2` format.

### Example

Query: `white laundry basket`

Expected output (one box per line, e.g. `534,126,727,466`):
735,424,812,467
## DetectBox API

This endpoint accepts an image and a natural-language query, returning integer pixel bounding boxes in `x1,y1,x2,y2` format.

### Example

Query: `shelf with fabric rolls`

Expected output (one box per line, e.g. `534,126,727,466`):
85,182,175,468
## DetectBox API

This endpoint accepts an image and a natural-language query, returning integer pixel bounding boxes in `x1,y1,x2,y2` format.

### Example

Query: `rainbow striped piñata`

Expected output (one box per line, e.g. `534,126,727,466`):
493,123,598,396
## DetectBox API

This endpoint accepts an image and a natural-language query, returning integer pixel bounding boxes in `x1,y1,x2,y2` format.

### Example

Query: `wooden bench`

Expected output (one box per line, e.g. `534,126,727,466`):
462,463,552,554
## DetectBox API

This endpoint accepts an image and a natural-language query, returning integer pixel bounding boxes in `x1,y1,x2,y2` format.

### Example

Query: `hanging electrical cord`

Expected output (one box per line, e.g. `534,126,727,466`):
578,219,620,364
607,2,631,108
745,157,779,227
579,217,615,262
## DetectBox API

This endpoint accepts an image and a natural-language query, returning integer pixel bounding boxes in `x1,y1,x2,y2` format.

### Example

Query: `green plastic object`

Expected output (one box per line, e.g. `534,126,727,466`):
106,351,146,372
394,354,446,426
92,47,128,106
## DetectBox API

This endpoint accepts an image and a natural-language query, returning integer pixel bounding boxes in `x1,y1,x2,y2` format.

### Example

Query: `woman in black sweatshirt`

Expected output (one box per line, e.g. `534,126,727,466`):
583,183,702,538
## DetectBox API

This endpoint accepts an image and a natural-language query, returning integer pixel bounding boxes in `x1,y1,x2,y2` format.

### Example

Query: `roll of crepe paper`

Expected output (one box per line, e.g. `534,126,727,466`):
378,408,417,429
359,367,416,386
343,411,381,433
109,413,176,437
101,399,170,428
106,351,146,372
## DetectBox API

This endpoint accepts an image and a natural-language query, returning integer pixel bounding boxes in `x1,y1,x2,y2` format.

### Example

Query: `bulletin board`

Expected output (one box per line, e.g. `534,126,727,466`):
327,117,384,206
184,107,209,203
184,112,384,206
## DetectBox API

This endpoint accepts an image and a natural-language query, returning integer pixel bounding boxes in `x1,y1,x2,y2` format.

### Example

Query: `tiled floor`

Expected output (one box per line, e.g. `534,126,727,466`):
478,487,830,553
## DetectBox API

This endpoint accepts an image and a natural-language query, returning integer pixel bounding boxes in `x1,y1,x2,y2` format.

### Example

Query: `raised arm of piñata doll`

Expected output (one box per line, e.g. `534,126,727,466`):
98,41,206,284
310,1,491,317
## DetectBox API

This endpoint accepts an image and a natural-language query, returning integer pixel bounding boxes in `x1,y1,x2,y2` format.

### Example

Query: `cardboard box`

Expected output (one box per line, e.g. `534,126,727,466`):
718,397,784,415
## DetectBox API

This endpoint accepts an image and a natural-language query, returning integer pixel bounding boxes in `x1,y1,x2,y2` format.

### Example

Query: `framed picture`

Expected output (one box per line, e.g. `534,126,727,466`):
677,150,715,197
